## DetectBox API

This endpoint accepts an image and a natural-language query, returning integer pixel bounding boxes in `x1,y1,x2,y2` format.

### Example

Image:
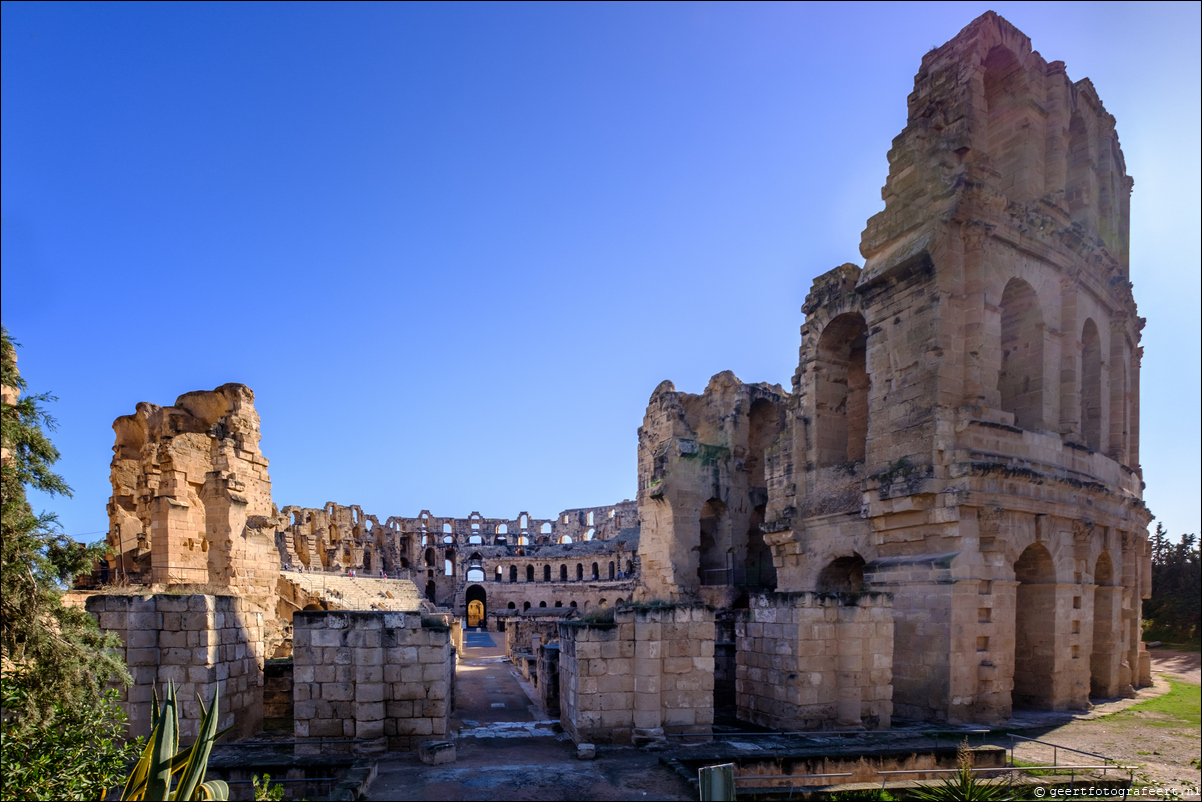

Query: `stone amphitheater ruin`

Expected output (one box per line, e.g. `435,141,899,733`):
81,10,1153,764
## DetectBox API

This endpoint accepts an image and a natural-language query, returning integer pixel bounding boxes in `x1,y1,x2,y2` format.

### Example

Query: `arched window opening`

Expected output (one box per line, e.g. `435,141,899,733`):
591,562,599,580
442,523,452,534
425,547,436,567
626,560,634,575
466,568,484,582
587,511,594,525
816,554,866,592
576,564,584,581
466,584,486,629
497,524,508,534
425,581,436,603
599,598,608,608
1014,543,1057,709
584,529,595,541
1109,339,1129,463
400,557,410,569
815,313,869,467
983,46,1033,201
541,522,552,534
554,601,563,608
1065,113,1095,228
520,514,528,529
509,565,518,583
698,498,729,586
1081,319,1103,450
444,559,454,577
560,565,568,582
523,601,531,611
544,565,552,582
569,601,577,608
539,601,547,608
494,566,503,582
559,535,573,545
507,601,516,609
746,504,776,590
443,535,453,545
469,535,483,545
608,561,615,580
998,278,1045,431
526,565,535,582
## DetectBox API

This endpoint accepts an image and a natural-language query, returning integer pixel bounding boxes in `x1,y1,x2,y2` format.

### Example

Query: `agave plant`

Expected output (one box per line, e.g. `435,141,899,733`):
120,682,232,801
909,739,1016,802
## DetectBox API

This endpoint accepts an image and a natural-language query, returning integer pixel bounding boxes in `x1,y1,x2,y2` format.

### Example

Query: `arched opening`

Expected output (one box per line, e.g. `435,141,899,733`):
698,498,728,585
541,522,552,534
538,601,547,608
608,561,615,580
425,580,436,603
626,560,634,575
466,567,484,582
494,566,503,582
591,562,599,580
469,535,483,545
560,565,568,582
1109,339,1128,463
303,603,324,611
999,278,1045,430
497,523,508,535
466,584,487,629
559,535,573,545
745,504,776,590
815,313,870,467
1081,319,1103,450
1090,551,1120,697
522,601,531,611
1014,543,1057,709
816,554,866,592
444,548,455,577
585,528,595,541
983,45,1033,201
569,601,577,609
425,547,436,567
1065,112,1095,228
507,601,516,609
554,601,562,608
509,565,518,583
363,548,372,572
543,565,551,582
526,565,535,582
576,564,584,581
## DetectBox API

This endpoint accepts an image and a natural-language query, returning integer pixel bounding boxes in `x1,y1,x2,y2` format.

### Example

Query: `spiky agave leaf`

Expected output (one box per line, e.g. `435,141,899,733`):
172,686,222,801
144,682,179,801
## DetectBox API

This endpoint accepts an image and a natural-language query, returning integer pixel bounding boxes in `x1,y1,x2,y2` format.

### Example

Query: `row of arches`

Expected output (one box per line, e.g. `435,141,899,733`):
475,560,631,584
809,276,1132,466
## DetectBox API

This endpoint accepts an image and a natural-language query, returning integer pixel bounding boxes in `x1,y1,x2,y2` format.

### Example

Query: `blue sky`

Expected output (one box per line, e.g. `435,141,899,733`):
3,2,1199,543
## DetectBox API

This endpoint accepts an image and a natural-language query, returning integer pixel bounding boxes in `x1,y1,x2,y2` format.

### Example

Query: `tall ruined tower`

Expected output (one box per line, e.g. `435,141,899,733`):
637,12,1151,725
107,383,280,615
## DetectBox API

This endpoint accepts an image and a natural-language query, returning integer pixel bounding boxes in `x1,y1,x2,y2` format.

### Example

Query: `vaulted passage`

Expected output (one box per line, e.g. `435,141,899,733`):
1013,543,1057,709
698,498,728,585
815,313,869,466
999,278,1045,431
816,554,866,592
1081,319,1103,450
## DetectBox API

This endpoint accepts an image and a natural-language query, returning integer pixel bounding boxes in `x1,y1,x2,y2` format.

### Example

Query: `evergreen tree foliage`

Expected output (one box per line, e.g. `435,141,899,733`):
1145,523,1201,639
1,327,140,800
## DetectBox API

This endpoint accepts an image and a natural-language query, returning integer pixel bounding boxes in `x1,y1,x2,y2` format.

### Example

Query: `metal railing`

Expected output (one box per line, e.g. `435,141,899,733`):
700,564,776,588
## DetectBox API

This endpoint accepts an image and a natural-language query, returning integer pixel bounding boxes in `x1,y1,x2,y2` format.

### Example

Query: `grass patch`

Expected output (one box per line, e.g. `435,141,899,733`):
1111,679,1201,730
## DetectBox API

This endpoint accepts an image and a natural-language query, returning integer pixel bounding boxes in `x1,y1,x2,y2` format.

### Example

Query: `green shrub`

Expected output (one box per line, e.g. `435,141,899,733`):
0,683,141,801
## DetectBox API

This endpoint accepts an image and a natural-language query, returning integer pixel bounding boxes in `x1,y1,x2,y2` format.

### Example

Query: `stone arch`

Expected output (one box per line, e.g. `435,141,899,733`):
544,564,552,582
560,564,568,582
1109,337,1128,462
509,565,518,583
1090,550,1120,697
1081,319,1103,450
1013,543,1057,709
982,45,1034,200
816,554,866,592
466,584,487,628
576,563,584,581
999,277,1045,431
815,313,870,466
526,564,535,582
591,562,599,580
698,497,729,585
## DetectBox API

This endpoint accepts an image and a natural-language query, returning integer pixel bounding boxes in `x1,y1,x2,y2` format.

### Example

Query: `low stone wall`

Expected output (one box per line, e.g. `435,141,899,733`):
86,594,264,739
291,610,452,750
736,592,893,731
558,605,713,745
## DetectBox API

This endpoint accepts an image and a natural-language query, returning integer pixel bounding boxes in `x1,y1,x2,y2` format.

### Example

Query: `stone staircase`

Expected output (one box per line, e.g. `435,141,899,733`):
279,571,424,612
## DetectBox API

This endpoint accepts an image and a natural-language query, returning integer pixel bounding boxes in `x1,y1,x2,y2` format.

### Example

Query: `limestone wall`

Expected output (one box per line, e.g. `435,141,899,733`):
558,605,713,745
736,592,893,731
86,594,264,740
291,610,452,751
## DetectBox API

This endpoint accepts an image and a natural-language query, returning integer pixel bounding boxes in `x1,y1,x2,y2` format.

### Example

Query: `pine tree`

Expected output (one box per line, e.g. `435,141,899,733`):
0,326,128,719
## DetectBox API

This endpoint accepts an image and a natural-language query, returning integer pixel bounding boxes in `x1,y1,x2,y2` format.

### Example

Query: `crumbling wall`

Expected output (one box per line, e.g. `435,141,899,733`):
291,610,452,751
557,604,713,745
736,592,893,731
86,594,264,740
635,373,787,601
104,384,280,618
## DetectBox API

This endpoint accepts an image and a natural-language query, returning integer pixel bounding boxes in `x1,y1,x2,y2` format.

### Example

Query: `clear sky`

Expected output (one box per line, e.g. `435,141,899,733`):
2,2,1199,544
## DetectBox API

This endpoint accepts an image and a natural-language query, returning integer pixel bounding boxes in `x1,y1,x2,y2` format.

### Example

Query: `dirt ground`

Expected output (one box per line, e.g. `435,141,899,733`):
365,636,1201,800
1006,649,1202,792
